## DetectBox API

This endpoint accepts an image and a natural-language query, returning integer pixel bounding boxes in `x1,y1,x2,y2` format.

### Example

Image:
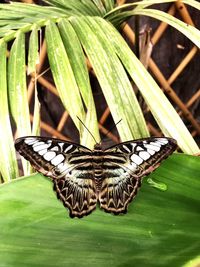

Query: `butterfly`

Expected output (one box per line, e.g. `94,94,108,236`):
15,136,177,218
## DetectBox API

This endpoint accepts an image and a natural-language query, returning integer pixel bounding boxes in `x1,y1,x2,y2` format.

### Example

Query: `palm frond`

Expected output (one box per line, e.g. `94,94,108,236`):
0,0,200,181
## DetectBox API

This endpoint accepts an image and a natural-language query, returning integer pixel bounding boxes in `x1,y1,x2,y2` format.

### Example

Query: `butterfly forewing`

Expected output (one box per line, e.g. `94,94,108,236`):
15,137,92,178
15,136,177,218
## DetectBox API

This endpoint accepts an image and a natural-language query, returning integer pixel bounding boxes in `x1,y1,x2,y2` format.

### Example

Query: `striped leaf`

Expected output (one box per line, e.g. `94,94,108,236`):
58,18,99,148
7,31,31,175
70,16,149,141
0,41,19,181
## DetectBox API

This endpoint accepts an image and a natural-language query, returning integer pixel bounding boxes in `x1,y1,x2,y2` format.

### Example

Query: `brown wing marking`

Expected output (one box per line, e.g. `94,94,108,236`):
99,175,141,215
53,176,97,218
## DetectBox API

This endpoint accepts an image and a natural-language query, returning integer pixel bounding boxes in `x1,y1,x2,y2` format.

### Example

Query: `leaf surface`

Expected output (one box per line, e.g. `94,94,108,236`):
0,154,199,267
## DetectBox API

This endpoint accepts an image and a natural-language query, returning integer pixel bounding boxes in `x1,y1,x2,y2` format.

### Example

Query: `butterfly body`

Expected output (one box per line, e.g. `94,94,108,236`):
15,136,177,218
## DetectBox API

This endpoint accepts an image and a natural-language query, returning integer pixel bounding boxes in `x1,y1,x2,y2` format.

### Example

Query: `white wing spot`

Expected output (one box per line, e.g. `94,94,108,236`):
130,162,137,169
147,144,160,151
51,146,59,152
150,142,161,147
139,151,150,160
58,143,64,150
51,154,65,166
33,144,51,152
136,146,143,151
156,139,168,145
43,151,56,161
57,162,68,173
38,149,47,156
64,144,73,153
33,141,45,147
122,145,131,153
25,138,38,145
131,154,143,164
144,144,160,152
147,148,155,155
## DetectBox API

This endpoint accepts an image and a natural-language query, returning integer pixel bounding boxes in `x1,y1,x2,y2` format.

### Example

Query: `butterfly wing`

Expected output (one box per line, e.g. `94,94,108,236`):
15,136,97,218
99,137,177,214
53,176,97,218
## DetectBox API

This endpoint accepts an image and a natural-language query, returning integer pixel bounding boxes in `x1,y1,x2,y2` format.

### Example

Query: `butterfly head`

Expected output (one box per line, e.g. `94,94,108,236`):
93,143,102,150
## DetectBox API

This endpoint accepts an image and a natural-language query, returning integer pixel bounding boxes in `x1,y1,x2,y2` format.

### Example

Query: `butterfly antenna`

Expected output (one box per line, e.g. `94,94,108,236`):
76,116,98,144
103,119,122,142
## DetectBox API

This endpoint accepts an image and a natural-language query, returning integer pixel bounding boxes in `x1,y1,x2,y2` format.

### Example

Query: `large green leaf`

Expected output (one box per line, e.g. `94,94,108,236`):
0,154,199,267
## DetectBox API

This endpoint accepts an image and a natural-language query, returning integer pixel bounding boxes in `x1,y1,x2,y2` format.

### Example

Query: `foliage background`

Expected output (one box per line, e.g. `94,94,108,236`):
0,0,199,266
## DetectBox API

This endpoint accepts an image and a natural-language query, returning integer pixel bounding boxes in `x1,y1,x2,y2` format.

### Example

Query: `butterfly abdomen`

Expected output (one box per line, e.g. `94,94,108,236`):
90,148,104,192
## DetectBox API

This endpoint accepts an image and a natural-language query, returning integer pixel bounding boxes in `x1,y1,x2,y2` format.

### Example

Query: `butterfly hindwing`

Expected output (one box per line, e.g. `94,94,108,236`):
53,176,97,218
99,175,141,214
99,137,177,214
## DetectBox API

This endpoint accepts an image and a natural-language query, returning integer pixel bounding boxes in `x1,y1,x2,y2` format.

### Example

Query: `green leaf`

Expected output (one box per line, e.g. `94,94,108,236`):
103,0,115,12
0,41,19,181
8,31,31,175
71,16,149,141
0,154,199,266
44,0,102,16
27,24,39,75
0,2,69,17
183,256,200,267
31,88,41,136
104,0,176,23
8,31,31,135
105,0,200,21
45,20,85,133
100,19,199,154
58,18,99,148
91,0,107,14
183,0,200,11
28,25,41,137
0,3,72,40
131,8,200,49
